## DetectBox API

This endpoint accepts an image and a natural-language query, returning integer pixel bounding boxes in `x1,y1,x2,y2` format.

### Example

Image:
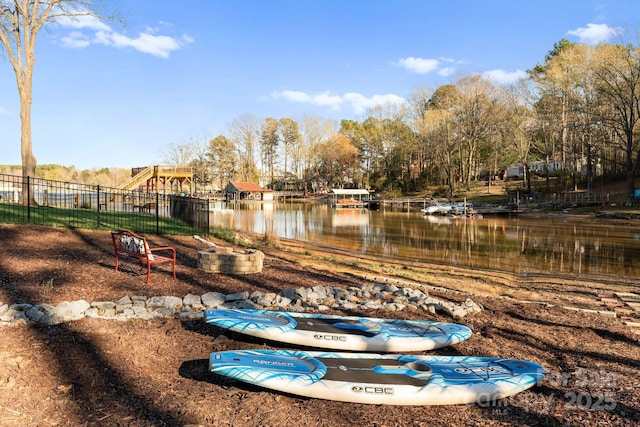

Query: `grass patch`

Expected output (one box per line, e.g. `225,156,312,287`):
0,203,199,235
209,227,238,242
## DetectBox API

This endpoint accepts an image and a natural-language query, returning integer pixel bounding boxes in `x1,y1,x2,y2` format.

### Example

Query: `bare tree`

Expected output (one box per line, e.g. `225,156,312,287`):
408,86,435,184
207,135,237,190
423,84,462,198
260,117,280,188
593,39,640,205
189,137,212,191
299,114,335,190
279,117,300,187
161,141,196,166
454,75,500,191
499,82,535,190
529,39,578,190
0,1,109,203
228,114,260,182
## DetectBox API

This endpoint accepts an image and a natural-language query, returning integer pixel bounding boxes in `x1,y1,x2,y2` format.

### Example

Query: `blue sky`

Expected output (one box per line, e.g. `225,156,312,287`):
0,0,638,170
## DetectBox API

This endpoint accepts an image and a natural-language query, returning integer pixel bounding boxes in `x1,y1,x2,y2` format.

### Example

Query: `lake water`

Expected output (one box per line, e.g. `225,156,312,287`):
209,202,640,278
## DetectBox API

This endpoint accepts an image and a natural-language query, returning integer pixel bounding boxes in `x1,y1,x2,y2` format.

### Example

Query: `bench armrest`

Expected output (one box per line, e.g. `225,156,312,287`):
149,246,176,257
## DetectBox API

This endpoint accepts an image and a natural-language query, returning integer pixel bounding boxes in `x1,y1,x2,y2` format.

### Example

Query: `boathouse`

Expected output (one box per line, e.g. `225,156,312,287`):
224,182,274,201
329,188,374,208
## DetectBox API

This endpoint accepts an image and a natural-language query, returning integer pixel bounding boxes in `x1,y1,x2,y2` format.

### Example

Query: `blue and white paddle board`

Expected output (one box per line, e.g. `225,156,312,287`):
204,309,472,352
209,349,546,405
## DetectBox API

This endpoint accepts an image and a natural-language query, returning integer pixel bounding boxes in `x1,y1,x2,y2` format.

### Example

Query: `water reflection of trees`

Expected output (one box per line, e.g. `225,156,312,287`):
229,204,640,277
394,216,640,276
356,215,640,276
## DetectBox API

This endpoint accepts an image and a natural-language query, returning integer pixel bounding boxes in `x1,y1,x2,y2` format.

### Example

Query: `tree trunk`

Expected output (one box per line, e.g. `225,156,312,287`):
19,76,37,205
626,146,635,206
560,92,568,190
585,142,593,195
625,128,637,206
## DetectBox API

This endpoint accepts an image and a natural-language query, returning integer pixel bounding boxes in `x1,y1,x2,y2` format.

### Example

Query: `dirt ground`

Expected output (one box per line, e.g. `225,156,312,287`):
0,223,639,426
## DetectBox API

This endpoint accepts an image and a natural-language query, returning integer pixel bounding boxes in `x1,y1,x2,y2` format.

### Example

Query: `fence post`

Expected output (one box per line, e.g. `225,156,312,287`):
27,175,31,224
97,185,101,229
155,192,160,234
203,197,210,235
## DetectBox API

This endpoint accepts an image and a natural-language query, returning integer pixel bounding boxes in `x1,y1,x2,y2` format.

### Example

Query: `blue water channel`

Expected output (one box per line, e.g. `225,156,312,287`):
209,202,640,279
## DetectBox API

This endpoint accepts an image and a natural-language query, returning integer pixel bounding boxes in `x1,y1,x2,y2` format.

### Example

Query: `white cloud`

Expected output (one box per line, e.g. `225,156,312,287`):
54,12,192,58
56,14,112,32
396,57,440,74
273,90,342,108
98,31,184,59
274,90,312,103
313,91,344,107
343,93,372,114
60,31,91,48
272,90,407,115
396,56,469,77
438,67,456,77
348,93,407,115
481,69,528,85
567,23,618,45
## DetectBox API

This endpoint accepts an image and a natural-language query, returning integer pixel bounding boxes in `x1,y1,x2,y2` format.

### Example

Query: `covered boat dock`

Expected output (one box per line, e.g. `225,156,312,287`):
329,189,376,209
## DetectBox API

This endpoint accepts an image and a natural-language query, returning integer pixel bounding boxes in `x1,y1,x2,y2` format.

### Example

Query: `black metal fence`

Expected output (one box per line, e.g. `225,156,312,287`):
0,174,210,235
505,189,629,208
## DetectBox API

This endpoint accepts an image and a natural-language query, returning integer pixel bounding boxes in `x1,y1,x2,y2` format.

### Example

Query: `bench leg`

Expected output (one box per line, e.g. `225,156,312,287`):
146,263,152,284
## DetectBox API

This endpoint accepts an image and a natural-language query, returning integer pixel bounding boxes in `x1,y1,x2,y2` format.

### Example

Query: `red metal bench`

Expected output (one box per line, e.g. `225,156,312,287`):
111,230,176,284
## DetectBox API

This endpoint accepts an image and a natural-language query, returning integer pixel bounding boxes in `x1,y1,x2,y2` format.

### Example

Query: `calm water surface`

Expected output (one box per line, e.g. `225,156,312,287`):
210,202,640,278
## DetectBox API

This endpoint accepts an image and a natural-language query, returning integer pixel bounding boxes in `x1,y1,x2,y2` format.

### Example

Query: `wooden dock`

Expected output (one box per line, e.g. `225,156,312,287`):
380,199,432,211
333,198,366,208
379,199,519,216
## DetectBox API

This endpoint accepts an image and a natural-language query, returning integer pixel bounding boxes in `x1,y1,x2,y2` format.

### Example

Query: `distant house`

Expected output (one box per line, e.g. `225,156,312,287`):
224,182,273,201
506,161,563,180
505,164,525,180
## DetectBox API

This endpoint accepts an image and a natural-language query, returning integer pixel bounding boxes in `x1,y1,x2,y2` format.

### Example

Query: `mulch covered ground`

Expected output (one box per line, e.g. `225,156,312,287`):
0,223,639,426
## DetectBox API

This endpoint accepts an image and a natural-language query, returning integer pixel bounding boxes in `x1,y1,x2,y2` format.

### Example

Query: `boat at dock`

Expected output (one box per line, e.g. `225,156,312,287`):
421,201,453,215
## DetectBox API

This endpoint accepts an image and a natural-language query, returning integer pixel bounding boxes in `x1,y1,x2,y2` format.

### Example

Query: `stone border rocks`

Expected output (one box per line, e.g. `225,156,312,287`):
0,281,483,328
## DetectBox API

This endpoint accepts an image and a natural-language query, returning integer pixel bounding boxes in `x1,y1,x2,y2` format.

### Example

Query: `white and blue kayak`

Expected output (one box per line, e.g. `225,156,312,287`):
209,349,546,405
204,309,472,352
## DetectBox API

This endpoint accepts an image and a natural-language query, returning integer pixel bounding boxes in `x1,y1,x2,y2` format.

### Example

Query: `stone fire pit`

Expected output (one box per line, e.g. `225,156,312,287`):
197,246,265,274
